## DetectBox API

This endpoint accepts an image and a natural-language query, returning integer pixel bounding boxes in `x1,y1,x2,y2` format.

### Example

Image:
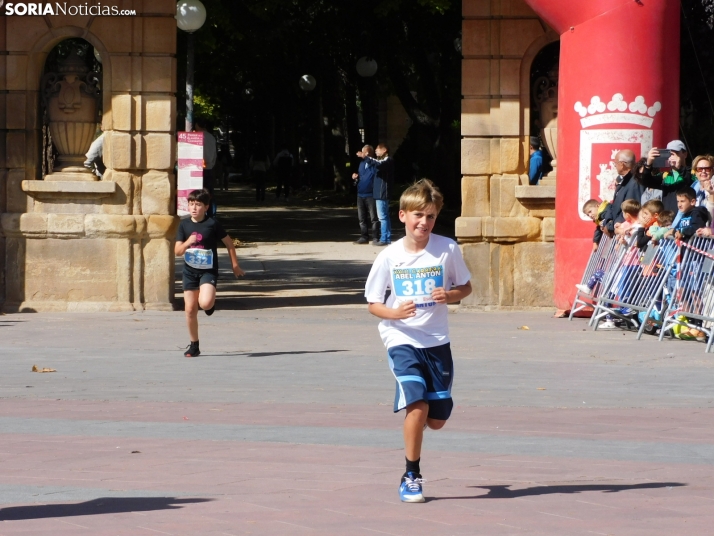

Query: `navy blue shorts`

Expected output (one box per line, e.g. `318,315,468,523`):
182,267,218,291
387,343,454,421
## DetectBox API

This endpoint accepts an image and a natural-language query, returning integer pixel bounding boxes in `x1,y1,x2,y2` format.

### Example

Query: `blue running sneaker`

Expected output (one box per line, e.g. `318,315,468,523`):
399,472,425,503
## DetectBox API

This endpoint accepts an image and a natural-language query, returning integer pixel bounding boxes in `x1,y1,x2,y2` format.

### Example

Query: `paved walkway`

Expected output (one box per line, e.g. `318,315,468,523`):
2,186,713,534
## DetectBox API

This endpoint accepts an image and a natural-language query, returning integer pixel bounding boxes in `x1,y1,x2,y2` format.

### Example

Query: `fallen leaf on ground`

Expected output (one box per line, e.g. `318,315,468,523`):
518,326,530,330
131,451,141,454
32,365,56,373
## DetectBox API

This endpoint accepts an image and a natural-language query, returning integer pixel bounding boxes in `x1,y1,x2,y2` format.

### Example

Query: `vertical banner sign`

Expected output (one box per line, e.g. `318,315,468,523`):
177,131,204,216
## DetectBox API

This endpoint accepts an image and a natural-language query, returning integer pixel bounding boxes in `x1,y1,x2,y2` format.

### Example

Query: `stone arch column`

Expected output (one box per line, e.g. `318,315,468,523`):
0,2,179,312
457,0,560,308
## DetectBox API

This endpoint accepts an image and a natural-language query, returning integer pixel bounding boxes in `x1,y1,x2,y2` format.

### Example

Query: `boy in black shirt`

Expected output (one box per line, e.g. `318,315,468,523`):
673,187,710,242
175,189,245,357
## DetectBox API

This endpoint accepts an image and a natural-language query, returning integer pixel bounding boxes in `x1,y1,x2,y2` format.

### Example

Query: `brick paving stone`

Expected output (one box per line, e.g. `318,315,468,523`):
2,309,714,534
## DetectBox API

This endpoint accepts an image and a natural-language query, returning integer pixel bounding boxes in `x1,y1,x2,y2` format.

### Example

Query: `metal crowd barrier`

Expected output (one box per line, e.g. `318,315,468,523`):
659,236,714,352
569,235,620,320
591,238,678,338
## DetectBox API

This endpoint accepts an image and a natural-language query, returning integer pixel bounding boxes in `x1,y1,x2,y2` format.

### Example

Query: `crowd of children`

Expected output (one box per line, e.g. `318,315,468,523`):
580,161,714,337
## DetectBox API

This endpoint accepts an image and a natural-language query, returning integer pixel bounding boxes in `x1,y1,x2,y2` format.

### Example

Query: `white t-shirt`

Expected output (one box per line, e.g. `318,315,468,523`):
364,234,471,349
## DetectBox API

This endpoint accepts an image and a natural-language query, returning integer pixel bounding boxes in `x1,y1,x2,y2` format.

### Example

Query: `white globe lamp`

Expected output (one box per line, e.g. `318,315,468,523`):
299,74,317,92
356,57,378,78
176,0,206,33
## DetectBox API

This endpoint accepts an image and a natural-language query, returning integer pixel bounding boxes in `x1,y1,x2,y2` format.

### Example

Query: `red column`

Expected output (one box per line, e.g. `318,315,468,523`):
523,0,680,309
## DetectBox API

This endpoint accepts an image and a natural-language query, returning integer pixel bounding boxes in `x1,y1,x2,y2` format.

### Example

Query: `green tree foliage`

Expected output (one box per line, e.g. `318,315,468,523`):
179,0,462,198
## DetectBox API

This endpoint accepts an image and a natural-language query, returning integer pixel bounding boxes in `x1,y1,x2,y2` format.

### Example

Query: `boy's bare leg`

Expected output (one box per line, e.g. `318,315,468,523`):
404,401,428,461
198,283,216,311
426,418,446,430
184,290,200,341
404,401,448,461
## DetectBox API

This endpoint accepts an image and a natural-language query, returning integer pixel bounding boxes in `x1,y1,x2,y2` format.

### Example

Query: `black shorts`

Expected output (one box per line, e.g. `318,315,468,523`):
387,343,454,421
182,267,218,291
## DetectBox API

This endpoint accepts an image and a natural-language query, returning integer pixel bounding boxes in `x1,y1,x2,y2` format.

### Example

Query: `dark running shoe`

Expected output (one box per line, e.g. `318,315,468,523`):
205,304,215,316
184,341,200,358
373,241,389,246
353,238,369,244
399,472,425,503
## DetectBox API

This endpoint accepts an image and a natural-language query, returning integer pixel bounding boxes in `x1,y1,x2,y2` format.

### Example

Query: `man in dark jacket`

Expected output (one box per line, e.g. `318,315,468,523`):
601,150,644,236
352,145,379,244
639,140,693,213
366,143,395,246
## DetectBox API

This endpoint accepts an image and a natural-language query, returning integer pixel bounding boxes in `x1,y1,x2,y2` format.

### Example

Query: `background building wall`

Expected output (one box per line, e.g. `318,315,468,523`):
0,0,179,312
458,0,558,308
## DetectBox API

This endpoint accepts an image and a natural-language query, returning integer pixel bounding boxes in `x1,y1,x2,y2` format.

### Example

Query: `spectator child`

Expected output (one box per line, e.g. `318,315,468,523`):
582,199,610,251
673,187,710,242
632,199,664,249
647,210,675,242
615,199,641,242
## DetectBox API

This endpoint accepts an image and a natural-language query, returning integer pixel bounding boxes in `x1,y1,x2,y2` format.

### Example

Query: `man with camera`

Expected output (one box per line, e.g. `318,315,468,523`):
640,140,694,213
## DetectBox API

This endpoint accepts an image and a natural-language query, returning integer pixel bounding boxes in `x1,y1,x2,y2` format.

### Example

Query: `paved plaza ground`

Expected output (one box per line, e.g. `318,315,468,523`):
2,187,714,535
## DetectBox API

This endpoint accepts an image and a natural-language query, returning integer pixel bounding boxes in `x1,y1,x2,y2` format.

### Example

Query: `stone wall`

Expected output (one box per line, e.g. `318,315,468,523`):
458,0,558,308
0,0,178,311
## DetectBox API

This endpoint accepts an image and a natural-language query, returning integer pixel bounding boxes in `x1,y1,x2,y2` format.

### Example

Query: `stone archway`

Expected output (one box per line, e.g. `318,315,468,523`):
0,7,179,312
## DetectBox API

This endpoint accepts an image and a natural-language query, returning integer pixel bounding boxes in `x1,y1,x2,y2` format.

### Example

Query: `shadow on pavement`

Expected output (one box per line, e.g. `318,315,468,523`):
430,482,686,501
200,349,348,358
175,257,372,310
0,497,213,521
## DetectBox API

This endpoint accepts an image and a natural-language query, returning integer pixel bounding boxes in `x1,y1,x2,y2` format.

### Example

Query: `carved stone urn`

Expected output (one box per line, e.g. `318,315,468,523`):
533,63,558,184
42,49,100,178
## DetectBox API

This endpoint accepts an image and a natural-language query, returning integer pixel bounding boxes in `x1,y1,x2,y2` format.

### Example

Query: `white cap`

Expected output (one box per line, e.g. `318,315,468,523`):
666,140,687,152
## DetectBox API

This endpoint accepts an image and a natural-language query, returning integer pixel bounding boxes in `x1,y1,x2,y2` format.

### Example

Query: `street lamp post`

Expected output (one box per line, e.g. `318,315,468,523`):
356,57,378,145
176,0,207,132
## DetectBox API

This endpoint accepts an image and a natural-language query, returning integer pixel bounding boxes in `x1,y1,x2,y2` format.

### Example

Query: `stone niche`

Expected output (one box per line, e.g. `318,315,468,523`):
458,0,558,308
0,2,178,312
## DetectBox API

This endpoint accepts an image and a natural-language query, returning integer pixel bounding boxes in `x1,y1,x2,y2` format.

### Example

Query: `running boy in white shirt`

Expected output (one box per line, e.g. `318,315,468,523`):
364,179,472,503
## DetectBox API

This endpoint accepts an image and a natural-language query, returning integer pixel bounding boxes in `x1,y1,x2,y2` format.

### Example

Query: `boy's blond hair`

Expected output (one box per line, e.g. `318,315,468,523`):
621,198,640,217
582,199,600,214
400,179,444,213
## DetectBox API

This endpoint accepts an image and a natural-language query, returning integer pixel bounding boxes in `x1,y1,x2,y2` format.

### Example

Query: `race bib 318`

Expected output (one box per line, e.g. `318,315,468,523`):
391,265,444,309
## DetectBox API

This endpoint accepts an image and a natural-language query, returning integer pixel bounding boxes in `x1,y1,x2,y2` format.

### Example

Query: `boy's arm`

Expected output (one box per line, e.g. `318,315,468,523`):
635,228,650,249
221,235,245,277
593,225,603,247
174,234,196,256
432,282,472,304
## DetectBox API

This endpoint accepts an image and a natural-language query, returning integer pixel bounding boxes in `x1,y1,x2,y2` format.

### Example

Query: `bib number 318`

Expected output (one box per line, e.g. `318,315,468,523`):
392,266,444,303
400,278,436,296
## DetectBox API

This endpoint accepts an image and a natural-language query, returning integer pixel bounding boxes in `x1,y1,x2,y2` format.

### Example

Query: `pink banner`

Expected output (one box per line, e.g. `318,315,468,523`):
177,131,204,216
